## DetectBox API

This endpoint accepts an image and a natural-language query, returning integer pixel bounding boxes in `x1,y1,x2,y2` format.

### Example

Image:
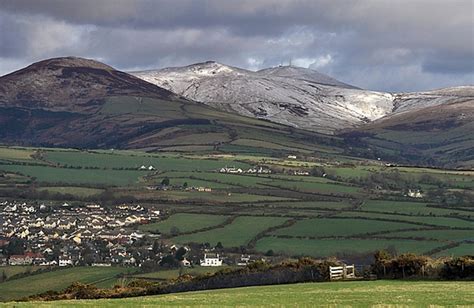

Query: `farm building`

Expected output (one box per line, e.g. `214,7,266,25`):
200,253,222,267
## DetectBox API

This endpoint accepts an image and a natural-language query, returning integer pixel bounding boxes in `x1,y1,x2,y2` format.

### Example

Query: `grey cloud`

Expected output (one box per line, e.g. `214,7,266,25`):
0,0,472,91
422,51,474,74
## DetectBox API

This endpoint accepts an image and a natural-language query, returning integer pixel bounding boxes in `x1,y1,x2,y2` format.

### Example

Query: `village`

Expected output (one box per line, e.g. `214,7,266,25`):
0,201,258,270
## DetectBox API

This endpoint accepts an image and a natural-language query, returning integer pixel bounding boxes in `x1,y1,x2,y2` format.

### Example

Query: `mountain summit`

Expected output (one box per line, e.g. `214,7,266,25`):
132,64,394,134
256,65,356,89
0,56,176,113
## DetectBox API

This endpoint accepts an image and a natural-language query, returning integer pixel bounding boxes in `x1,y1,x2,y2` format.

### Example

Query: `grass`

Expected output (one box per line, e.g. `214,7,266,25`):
0,165,147,186
4,280,473,307
380,229,474,241
131,266,236,280
172,216,289,247
0,267,135,302
362,200,473,216
262,201,353,210
271,218,419,237
156,191,292,203
433,243,474,257
0,147,35,161
138,213,230,235
36,187,104,197
255,237,444,257
158,177,236,189
334,211,474,228
265,179,361,194
44,151,250,171
0,266,45,280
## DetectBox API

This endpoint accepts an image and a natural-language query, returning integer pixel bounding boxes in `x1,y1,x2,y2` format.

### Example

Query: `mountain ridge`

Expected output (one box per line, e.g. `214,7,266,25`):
131,62,396,134
0,56,179,113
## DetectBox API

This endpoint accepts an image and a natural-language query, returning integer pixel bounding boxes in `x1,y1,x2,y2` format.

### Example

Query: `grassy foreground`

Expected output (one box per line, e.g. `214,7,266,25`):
3,280,473,307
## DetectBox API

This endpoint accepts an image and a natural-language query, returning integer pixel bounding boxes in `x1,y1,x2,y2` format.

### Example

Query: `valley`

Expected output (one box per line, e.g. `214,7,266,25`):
1,146,472,261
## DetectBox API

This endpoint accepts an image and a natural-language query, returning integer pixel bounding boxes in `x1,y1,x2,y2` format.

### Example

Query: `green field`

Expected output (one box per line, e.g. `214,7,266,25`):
255,237,444,257
3,280,473,307
172,216,289,247
334,211,474,228
0,267,136,302
433,243,474,257
271,218,418,238
0,266,45,280
0,165,147,186
44,151,250,171
0,148,35,161
139,213,230,235
36,186,105,197
381,228,474,241
361,200,473,216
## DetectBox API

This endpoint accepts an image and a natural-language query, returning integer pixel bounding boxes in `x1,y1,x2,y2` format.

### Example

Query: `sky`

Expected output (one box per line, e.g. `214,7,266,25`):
0,0,473,92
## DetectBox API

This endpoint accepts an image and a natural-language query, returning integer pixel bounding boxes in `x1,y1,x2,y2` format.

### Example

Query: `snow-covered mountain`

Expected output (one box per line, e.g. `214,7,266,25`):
131,62,473,134
392,86,474,114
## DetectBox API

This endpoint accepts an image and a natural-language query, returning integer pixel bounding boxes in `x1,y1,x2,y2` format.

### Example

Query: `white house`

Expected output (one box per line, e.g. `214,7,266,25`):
200,254,222,267
181,258,191,267
237,255,251,266
407,189,424,198
58,256,73,267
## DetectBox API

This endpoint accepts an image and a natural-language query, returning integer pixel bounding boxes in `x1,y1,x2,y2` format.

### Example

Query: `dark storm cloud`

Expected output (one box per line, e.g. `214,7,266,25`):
0,0,473,91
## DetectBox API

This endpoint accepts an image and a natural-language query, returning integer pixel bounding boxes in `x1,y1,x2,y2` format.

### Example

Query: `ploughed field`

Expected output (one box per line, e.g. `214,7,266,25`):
0,146,473,259
3,280,473,307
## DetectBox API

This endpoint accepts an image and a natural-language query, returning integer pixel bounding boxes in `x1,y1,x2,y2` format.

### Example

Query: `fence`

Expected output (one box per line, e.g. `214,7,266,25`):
329,264,356,280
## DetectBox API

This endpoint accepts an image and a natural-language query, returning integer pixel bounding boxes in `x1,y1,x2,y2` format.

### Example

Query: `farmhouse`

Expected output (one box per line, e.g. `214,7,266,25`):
407,189,424,198
219,167,243,174
200,253,223,267
237,254,252,266
8,254,30,265
293,170,310,176
197,187,212,192
247,166,272,174
58,256,74,267
181,258,191,267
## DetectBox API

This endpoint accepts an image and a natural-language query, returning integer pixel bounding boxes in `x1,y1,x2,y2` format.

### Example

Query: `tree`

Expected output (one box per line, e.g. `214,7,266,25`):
265,249,274,256
152,240,162,254
175,247,187,261
5,238,25,256
310,166,326,177
0,270,6,283
215,242,223,249
183,182,188,189
160,254,179,268
161,177,170,186
373,250,392,277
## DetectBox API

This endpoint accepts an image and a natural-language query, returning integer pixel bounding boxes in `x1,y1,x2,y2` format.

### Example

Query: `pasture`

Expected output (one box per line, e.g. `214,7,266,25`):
171,216,289,247
138,213,230,235
4,280,473,307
